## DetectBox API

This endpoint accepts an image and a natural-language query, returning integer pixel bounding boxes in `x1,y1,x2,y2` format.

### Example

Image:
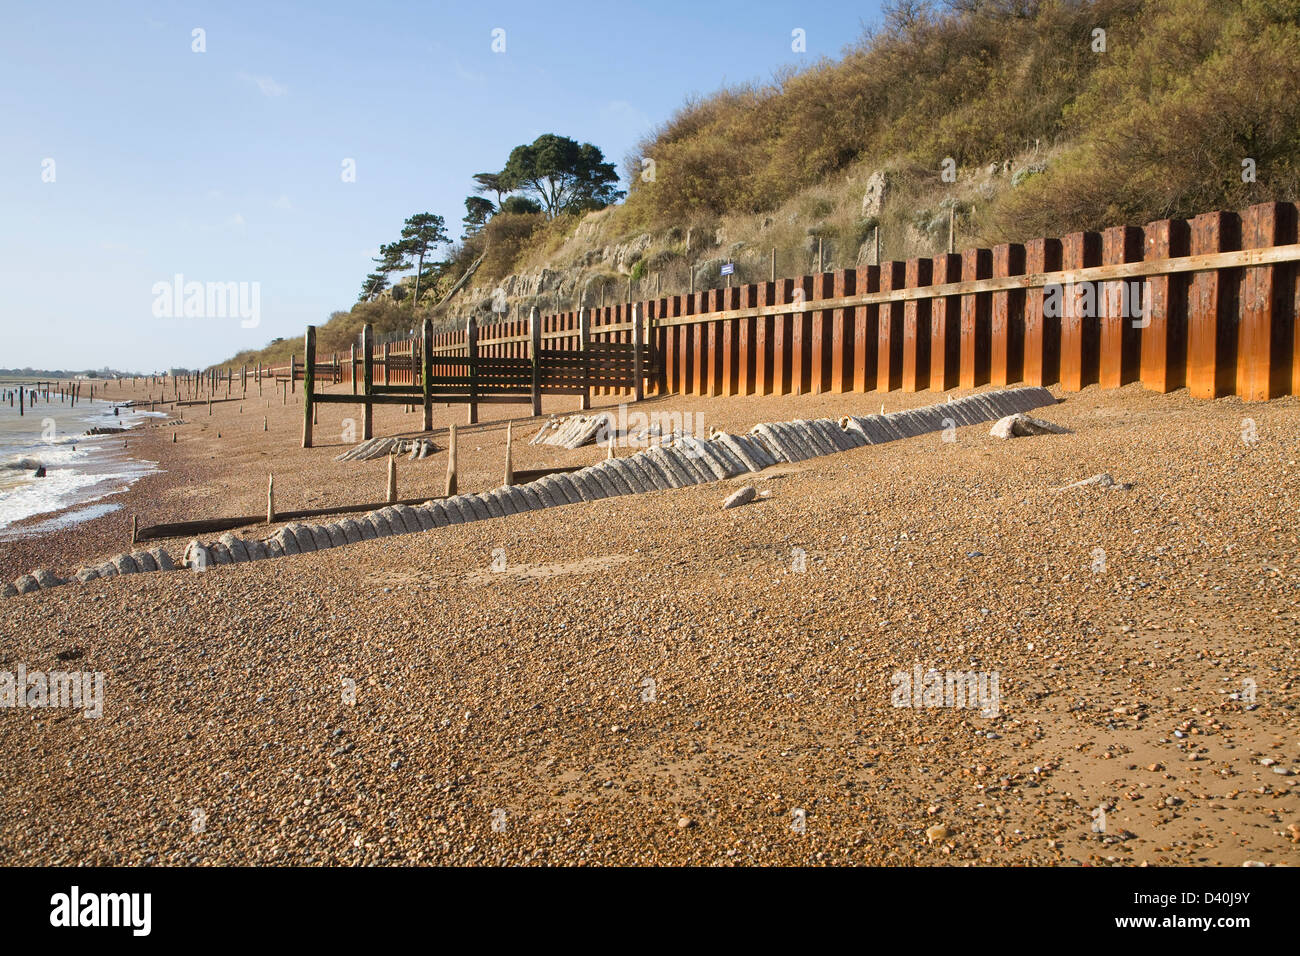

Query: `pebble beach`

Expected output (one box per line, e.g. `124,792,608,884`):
0,378,1297,865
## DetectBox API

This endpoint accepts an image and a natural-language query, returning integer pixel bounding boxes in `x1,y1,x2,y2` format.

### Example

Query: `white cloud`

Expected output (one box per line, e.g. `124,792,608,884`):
238,72,287,97
273,194,292,210
228,213,246,227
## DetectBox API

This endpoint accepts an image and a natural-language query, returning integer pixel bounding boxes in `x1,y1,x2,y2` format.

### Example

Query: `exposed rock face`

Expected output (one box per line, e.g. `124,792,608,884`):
861,169,890,218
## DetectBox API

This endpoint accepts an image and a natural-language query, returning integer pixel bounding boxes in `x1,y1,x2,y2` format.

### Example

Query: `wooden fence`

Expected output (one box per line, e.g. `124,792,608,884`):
254,200,1300,415
298,311,656,447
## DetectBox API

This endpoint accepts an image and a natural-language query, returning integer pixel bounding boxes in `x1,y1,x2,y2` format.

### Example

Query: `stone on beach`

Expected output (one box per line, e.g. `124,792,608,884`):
989,413,1071,439
723,485,757,509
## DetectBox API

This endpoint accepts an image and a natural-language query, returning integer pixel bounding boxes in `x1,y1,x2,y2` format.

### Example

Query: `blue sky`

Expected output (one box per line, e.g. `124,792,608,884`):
0,0,885,372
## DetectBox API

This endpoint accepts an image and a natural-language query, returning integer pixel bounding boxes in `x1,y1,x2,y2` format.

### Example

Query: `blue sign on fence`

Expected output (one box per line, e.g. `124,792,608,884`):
720,262,735,276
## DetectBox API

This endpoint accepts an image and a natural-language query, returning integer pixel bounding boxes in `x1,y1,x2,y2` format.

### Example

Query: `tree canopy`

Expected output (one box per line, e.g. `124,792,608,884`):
498,134,624,218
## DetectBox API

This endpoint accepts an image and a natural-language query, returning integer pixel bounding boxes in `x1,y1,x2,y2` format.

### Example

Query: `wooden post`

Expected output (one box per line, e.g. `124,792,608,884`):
756,282,774,395
878,261,905,392
421,318,433,431
854,265,880,393
1022,239,1062,387
720,288,738,396
1188,211,1239,398
959,249,993,388
692,291,708,395
362,323,374,440
504,421,514,486
386,455,397,503
706,291,723,397
773,281,792,395
929,254,963,391
350,345,357,395
529,307,542,417
632,303,645,402
445,423,458,496
17,385,22,417
302,324,316,448
1238,203,1292,401
676,295,692,397
791,276,814,394
131,515,138,545
267,474,275,523
1138,219,1189,392
739,284,757,396
770,247,776,282
831,269,855,393
579,307,591,410
466,316,479,424
1098,227,1143,389
1060,232,1102,391
990,243,1026,387
289,354,296,394
902,257,933,392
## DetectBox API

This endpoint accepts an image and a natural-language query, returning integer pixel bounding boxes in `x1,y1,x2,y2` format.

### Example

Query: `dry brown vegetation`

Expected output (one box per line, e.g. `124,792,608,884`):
219,0,1300,370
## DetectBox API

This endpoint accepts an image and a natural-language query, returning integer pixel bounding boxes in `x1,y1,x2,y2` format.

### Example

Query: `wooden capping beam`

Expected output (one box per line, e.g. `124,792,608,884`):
362,323,374,439
638,243,1300,329
302,324,316,448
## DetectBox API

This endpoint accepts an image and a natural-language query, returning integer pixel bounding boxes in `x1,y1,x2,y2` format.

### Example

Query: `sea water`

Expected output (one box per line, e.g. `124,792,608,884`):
0,384,163,539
